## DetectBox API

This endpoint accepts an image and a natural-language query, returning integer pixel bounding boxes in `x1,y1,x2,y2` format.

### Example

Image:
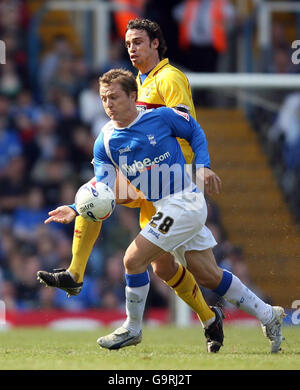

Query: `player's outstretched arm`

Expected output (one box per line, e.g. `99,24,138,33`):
44,206,77,224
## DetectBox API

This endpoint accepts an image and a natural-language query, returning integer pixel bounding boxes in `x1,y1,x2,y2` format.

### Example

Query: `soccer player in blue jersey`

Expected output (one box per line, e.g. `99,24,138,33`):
38,19,225,354
93,69,285,352
43,69,285,353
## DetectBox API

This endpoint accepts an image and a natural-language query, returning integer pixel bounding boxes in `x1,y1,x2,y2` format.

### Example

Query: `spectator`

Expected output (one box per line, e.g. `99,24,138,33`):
1,30,28,84
39,34,73,99
56,93,79,145
59,181,77,206
100,39,134,75
99,251,126,310
0,93,13,126
0,155,27,221
8,249,41,310
72,56,89,97
11,89,40,122
78,73,109,137
33,111,59,160
14,113,39,171
264,45,296,75
0,115,23,178
67,124,95,181
260,20,300,75
36,230,61,271
112,0,146,40
32,158,73,207
173,0,236,73
0,59,22,97
172,0,236,105
47,55,79,100
268,92,300,173
102,206,140,257
53,275,100,310
12,186,50,242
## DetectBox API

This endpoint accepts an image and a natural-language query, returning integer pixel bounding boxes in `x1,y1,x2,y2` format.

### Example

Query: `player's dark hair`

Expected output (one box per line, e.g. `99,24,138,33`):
99,69,138,98
126,18,167,60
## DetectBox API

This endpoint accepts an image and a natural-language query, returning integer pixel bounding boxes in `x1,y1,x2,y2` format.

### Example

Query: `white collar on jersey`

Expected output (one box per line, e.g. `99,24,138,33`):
114,110,151,130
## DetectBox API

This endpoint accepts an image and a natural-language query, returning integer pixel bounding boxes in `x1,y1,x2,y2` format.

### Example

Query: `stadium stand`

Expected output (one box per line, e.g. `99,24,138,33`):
198,108,300,307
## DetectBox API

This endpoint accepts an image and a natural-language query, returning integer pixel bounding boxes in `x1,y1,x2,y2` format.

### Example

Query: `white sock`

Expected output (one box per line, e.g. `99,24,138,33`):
203,316,216,329
122,283,150,334
223,274,273,325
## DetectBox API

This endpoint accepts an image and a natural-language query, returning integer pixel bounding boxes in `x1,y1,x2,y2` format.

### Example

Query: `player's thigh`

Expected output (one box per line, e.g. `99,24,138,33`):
185,248,223,290
124,233,166,274
151,253,178,281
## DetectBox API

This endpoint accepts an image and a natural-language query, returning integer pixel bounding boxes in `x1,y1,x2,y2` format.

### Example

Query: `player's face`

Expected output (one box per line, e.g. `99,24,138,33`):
125,29,159,72
100,81,137,125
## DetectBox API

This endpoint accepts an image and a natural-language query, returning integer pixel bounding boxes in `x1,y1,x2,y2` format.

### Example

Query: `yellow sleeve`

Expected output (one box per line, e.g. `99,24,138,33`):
157,69,196,120
157,69,195,164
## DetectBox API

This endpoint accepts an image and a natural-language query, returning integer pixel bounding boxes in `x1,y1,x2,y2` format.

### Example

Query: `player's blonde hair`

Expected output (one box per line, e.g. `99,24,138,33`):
99,68,138,98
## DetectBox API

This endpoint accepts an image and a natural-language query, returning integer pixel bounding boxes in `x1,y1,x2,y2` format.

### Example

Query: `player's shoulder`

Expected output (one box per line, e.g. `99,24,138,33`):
150,106,170,116
95,121,114,143
139,107,169,122
156,106,190,122
156,60,188,82
100,120,114,136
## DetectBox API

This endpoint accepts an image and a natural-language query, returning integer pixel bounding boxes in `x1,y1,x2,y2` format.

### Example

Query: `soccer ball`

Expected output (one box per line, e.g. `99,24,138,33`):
75,181,116,221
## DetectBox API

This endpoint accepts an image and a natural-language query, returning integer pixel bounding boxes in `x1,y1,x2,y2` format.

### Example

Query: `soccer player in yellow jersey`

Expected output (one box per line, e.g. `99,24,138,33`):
37,19,224,352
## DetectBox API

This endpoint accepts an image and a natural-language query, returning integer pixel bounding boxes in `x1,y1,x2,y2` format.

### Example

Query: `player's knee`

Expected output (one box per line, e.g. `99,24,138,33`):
123,251,147,274
151,257,178,282
123,253,137,273
196,266,223,290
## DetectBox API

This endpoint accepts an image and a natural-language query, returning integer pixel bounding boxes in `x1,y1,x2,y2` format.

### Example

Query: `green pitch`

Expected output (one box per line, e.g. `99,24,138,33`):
0,325,299,370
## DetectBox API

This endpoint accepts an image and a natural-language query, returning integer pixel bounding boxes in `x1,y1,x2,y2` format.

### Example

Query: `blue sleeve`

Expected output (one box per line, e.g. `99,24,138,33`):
68,203,79,215
93,132,117,190
159,107,210,168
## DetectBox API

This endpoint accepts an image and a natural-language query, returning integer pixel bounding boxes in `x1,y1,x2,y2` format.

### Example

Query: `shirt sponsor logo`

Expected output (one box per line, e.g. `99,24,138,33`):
120,151,170,175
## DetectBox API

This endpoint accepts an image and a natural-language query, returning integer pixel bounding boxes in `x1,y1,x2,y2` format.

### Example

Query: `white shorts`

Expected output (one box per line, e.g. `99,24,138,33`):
140,191,217,266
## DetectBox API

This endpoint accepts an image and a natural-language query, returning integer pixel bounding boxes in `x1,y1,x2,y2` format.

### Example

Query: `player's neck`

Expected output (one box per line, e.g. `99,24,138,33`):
138,56,160,74
113,110,139,129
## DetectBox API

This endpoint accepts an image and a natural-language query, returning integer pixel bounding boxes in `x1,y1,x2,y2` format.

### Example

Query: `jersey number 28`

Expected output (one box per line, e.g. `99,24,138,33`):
149,211,174,234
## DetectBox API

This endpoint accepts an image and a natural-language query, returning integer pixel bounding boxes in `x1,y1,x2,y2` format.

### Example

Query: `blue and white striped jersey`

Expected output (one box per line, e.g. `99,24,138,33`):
93,107,210,202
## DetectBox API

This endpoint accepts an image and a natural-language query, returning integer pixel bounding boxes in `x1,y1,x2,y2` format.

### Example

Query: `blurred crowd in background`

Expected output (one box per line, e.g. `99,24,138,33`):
0,0,299,313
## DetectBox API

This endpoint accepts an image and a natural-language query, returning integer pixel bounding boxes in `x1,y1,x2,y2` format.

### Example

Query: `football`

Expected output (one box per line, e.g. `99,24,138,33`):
75,181,116,221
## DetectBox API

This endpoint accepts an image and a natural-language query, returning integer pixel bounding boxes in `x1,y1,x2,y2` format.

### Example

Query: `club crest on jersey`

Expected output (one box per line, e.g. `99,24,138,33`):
172,108,190,121
147,134,156,146
145,87,152,98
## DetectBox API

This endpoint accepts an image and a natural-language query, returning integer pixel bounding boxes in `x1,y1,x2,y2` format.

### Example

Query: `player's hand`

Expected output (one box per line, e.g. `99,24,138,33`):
197,167,222,195
44,206,77,224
